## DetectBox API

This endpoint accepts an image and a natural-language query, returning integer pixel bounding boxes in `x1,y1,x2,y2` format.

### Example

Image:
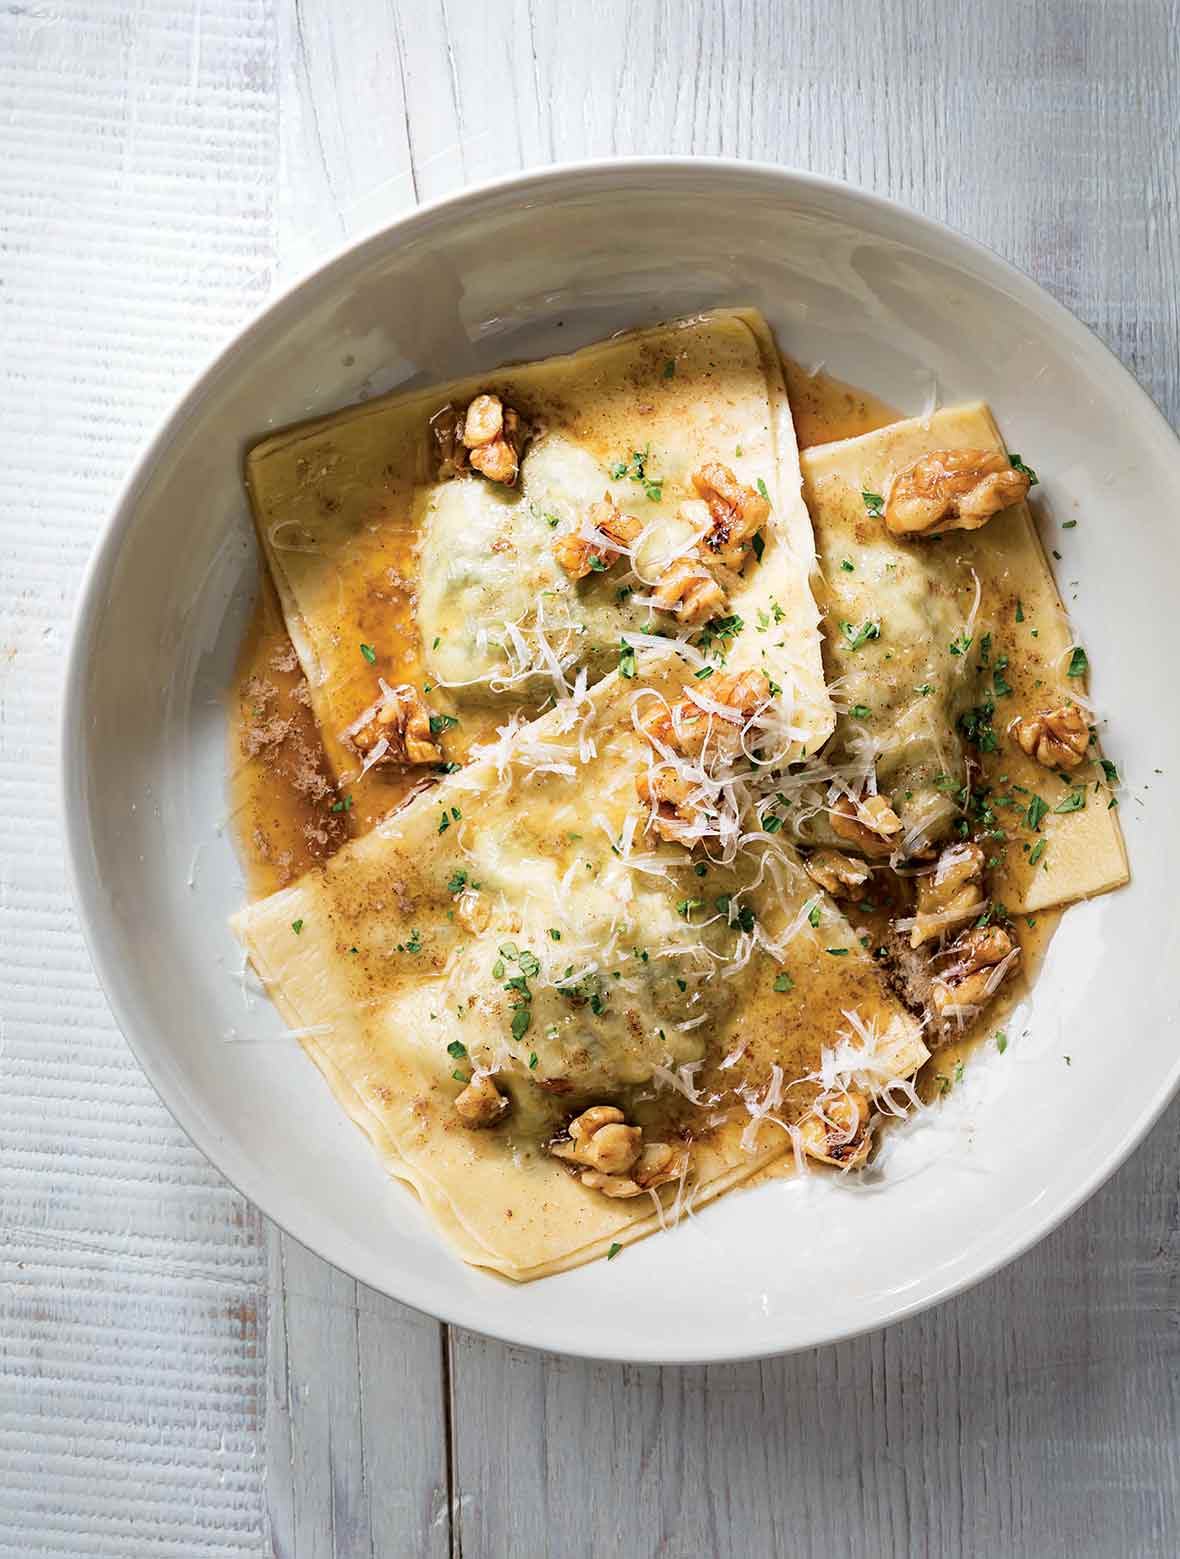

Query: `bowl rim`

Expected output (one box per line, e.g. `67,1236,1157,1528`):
59,155,1180,1363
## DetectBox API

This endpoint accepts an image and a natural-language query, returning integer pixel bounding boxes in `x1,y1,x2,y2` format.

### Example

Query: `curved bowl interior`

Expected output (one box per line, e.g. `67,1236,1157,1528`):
63,162,1179,1362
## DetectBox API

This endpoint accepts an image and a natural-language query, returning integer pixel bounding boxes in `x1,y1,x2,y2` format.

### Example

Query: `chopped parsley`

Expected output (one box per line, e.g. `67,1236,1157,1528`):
548,928,561,941
451,1070,469,1084
662,358,676,378
1067,646,1088,678
808,903,821,928
914,683,933,696
619,641,637,679
438,811,451,834
429,712,459,734
850,704,871,719
697,614,745,661
529,1052,539,1070
840,559,855,572
291,919,304,934
1009,453,1039,486
773,972,794,993
751,531,765,563
1028,839,1047,867
330,793,354,814
1015,600,1025,623
762,813,783,834
676,898,703,919
607,1242,622,1260
861,490,885,518
446,1040,467,1060
1099,758,1119,786
1053,790,1086,815
405,930,422,953
825,947,849,956
446,869,468,895
948,632,973,656
610,443,663,502
1025,794,1049,832
958,697,998,753
996,1030,1008,1054
588,555,608,572
839,619,880,651
359,642,377,663
756,477,770,502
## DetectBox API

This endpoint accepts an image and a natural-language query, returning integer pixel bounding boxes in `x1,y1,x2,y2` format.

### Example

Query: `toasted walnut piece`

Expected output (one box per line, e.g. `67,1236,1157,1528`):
636,768,701,844
463,393,503,446
909,841,987,949
830,793,904,858
550,1105,642,1174
577,1142,687,1199
639,669,766,760
454,1073,509,1127
649,554,729,624
931,925,1020,1016
804,849,872,898
552,495,643,579
798,1092,872,1169
692,462,771,569
635,670,767,843
351,685,443,767
455,888,490,935
1010,702,1089,769
883,448,1030,538
453,393,528,485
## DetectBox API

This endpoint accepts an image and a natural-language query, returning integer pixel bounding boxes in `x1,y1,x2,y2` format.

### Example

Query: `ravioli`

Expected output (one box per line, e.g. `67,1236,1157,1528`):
244,310,833,809
799,404,1128,914
233,655,927,1280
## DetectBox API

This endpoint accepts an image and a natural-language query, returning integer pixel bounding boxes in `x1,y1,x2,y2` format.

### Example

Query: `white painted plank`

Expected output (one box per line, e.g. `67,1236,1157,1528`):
0,1,278,1553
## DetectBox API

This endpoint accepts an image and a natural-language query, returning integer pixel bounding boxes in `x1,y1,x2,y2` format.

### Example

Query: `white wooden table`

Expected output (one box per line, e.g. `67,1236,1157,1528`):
3,2,1179,1553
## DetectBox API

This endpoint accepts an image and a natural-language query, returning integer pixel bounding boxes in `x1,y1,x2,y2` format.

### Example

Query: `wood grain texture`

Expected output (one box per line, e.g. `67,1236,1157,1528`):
0,2,279,1554
4,0,1179,1554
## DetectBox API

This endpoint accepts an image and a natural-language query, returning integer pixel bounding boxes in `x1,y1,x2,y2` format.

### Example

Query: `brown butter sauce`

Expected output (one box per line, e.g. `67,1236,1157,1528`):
229,355,1057,1118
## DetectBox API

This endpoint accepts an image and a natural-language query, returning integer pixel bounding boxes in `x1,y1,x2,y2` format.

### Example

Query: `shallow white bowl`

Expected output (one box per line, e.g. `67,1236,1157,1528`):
63,159,1178,1363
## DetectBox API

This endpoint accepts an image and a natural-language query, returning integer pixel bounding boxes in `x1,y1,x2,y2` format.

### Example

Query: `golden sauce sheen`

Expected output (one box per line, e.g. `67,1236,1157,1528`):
782,356,900,448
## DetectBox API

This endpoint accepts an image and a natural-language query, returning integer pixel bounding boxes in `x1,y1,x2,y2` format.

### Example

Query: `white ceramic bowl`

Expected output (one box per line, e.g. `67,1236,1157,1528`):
63,160,1178,1363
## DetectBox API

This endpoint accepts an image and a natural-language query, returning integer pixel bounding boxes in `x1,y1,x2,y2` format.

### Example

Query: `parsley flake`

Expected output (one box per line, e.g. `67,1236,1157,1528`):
839,619,880,651
861,490,885,517
360,642,377,663
1009,453,1039,486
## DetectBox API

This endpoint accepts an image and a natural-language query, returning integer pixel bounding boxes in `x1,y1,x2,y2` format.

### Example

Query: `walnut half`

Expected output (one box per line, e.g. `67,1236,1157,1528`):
931,925,1020,1017
454,1073,509,1127
431,393,529,485
804,849,871,898
692,462,770,570
550,1106,685,1197
910,841,986,949
1010,702,1089,769
830,793,903,858
798,1091,872,1168
350,684,443,767
883,449,1030,538
552,494,642,579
